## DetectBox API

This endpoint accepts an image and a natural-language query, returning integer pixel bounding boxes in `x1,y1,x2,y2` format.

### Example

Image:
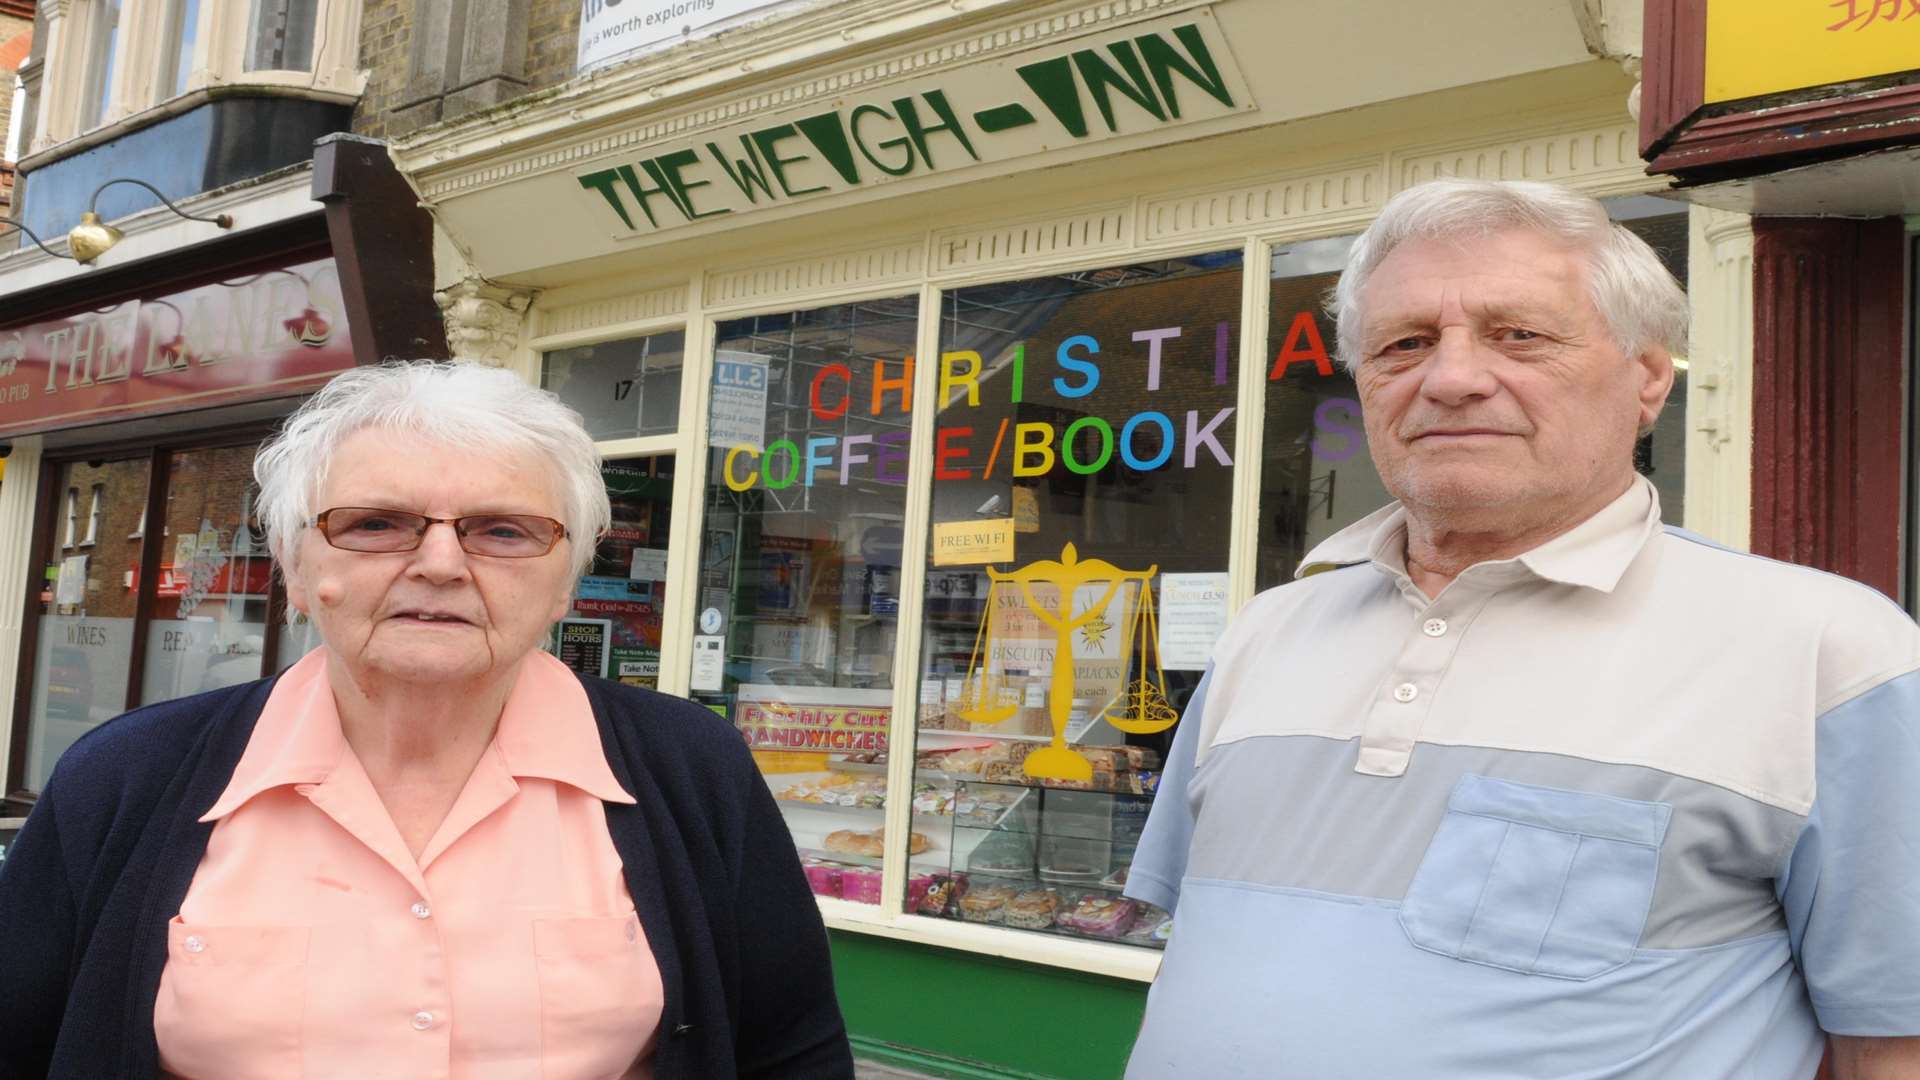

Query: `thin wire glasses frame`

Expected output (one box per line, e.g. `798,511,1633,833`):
309,507,570,558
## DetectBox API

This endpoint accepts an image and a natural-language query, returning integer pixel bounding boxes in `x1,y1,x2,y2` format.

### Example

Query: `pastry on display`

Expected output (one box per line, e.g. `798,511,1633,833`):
919,874,962,916
958,883,1017,924
840,866,883,904
1057,895,1139,938
802,859,842,899
1123,904,1173,947
1005,889,1060,930
823,828,930,857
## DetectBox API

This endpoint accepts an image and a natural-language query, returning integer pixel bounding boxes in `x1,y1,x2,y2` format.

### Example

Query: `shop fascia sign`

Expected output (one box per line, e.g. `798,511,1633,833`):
0,257,355,437
1705,0,1920,103
575,11,1251,235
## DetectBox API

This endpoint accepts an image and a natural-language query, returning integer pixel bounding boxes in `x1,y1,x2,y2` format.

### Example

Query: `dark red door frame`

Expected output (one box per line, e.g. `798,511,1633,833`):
1748,217,1908,600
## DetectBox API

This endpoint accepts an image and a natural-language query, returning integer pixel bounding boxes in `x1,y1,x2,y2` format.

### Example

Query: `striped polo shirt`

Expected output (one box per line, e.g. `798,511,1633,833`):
1124,477,1920,1078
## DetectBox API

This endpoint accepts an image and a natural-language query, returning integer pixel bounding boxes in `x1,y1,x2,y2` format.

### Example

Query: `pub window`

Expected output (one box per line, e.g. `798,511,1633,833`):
689,296,919,906
900,251,1243,945
542,330,685,441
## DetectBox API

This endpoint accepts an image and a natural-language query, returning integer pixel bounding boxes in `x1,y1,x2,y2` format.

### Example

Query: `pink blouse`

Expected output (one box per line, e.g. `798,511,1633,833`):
155,649,663,1079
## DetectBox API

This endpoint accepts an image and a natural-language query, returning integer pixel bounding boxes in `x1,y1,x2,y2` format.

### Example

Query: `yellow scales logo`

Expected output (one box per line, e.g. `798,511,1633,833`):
950,542,1178,781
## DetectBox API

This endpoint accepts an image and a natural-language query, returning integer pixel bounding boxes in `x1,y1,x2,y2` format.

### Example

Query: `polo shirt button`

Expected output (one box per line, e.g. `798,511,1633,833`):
1393,682,1418,703
411,1010,434,1031
184,935,206,954
411,901,431,920
1423,618,1448,637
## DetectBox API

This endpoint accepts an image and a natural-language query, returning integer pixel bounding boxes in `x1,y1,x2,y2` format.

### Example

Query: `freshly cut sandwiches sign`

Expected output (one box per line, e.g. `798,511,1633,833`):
575,10,1251,234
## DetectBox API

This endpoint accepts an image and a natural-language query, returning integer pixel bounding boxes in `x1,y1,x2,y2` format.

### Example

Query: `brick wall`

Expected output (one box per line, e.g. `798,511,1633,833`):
524,0,579,93
352,0,413,139
353,0,579,140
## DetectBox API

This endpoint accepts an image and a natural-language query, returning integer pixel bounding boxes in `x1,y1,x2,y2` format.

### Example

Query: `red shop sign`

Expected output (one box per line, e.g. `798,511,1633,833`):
0,256,356,437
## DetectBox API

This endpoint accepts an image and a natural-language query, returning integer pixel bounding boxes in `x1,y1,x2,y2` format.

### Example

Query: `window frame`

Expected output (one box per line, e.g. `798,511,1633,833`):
6,424,289,804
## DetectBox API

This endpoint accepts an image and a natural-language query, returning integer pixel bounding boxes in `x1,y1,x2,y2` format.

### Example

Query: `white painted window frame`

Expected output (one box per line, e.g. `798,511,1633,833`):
29,0,363,155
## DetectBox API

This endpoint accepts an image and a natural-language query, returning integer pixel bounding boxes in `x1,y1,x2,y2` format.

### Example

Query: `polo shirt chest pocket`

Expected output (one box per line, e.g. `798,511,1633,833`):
1399,775,1672,980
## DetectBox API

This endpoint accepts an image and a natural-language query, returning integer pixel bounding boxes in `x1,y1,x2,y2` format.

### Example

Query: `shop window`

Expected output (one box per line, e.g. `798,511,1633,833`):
22,457,151,792
1254,199,1690,591
135,446,273,706
899,252,1242,943
245,0,318,72
548,456,675,689
543,331,685,441
690,296,919,906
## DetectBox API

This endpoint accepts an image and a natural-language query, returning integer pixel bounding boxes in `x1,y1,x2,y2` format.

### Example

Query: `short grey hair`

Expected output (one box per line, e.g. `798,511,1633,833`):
254,360,610,580
1330,179,1690,369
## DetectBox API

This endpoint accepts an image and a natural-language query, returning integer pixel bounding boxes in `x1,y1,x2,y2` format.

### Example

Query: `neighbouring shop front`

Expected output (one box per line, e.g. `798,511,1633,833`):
0,140,442,825
394,2,1708,1074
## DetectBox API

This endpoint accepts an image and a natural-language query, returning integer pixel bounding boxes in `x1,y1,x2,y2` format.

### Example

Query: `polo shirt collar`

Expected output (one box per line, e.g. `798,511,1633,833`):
1295,475,1661,593
201,647,634,823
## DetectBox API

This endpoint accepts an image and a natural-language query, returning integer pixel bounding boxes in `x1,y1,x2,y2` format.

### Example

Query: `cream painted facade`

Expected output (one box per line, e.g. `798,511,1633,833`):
387,0,1751,982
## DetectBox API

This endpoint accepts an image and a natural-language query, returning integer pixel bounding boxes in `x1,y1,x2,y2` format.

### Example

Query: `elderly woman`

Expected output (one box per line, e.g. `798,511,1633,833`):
0,362,853,1079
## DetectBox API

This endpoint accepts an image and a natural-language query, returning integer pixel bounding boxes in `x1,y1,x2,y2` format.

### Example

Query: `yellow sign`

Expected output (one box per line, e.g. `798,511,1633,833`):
1011,486,1040,533
1706,0,1920,104
953,543,1175,782
932,518,1015,566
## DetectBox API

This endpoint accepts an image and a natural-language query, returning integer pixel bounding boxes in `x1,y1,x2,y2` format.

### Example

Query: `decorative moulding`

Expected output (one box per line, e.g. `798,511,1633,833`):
1141,160,1382,244
704,241,926,308
1391,116,1647,196
933,204,1132,276
401,0,1201,201
537,284,690,340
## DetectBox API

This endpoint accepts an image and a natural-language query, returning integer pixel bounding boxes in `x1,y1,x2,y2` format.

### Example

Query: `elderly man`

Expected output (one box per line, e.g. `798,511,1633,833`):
1123,179,1920,1078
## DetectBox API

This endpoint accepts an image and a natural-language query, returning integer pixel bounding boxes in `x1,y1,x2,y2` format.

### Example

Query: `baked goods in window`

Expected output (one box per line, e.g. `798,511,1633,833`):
1057,895,1139,938
840,866,883,904
1005,889,1060,929
822,828,930,857
919,874,961,916
958,883,1017,923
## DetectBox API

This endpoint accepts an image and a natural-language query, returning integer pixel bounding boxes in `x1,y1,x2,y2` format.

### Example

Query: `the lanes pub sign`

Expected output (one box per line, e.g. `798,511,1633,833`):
577,10,1252,234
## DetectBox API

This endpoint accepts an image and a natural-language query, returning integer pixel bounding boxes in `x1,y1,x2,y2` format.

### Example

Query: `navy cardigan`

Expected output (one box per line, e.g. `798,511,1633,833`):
0,673,855,1079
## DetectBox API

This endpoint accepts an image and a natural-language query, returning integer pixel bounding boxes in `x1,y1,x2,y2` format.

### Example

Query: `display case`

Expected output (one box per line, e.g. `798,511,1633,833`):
778,734,1171,946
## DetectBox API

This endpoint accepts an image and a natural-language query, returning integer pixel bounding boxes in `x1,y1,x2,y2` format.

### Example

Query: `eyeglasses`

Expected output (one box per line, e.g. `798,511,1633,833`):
310,507,569,558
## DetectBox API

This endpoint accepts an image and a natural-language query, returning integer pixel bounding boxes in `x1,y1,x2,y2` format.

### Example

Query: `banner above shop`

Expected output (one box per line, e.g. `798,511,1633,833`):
574,10,1251,235
578,0,797,73
1705,0,1920,103
0,256,356,438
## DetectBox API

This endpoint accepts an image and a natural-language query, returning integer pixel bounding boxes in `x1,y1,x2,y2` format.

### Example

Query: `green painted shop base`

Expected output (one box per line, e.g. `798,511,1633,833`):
831,930,1148,1079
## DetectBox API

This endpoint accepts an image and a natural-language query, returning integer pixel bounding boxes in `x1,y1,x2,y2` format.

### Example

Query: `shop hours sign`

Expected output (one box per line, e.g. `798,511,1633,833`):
574,10,1252,234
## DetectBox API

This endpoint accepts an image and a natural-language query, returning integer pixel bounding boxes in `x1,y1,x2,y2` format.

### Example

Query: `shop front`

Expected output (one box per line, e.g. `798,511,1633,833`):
0,139,442,824
394,1,1705,1073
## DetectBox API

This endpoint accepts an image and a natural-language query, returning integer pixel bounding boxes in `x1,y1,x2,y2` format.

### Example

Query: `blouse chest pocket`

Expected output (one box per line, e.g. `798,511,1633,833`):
533,913,664,1080
154,917,310,1078
1398,775,1672,981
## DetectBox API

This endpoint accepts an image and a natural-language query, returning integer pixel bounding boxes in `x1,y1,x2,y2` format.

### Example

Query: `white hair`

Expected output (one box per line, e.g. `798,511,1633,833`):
1329,179,1690,369
253,360,610,582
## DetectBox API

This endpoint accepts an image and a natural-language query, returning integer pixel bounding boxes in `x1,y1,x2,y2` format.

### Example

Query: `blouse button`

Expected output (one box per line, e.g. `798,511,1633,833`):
184,935,206,954
411,1010,434,1031
410,901,432,920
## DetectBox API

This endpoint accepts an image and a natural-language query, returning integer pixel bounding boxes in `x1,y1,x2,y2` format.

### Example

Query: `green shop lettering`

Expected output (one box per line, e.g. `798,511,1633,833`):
577,19,1244,232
